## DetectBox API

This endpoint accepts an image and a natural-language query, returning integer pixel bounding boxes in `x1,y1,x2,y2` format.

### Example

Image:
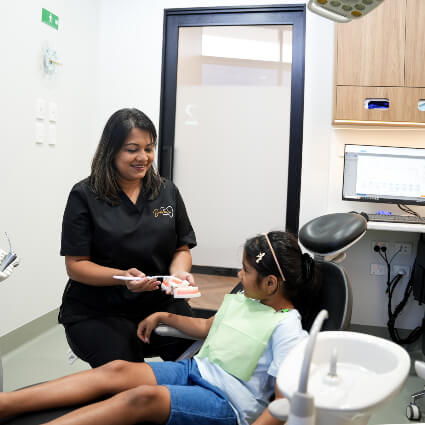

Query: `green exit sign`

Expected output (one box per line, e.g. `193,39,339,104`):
42,8,59,30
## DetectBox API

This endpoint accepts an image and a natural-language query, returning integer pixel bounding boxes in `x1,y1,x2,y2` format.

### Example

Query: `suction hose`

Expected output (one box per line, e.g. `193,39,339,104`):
298,309,329,393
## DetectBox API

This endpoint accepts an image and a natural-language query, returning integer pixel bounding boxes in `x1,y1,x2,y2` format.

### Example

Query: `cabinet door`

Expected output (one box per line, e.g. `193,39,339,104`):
405,0,425,87
335,86,425,124
405,88,425,123
336,0,406,87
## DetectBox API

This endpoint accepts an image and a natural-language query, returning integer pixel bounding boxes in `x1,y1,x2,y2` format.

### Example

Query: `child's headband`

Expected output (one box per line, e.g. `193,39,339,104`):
262,233,285,282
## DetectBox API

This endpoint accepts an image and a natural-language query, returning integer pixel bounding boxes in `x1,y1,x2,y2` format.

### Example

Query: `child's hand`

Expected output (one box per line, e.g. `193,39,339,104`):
137,312,162,343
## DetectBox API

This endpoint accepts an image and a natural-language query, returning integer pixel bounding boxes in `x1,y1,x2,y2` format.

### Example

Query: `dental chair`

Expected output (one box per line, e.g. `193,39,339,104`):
0,212,366,425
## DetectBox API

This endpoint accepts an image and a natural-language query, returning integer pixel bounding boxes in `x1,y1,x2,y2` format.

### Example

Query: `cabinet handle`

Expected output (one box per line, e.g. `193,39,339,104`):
364,98,389,110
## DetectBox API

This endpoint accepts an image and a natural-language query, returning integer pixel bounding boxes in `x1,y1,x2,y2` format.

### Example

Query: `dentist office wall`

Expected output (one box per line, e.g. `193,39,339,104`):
36,8,60,147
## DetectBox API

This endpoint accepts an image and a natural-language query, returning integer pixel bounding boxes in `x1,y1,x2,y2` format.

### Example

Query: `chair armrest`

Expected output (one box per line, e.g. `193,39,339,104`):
154,325,204,361
154,324,200,341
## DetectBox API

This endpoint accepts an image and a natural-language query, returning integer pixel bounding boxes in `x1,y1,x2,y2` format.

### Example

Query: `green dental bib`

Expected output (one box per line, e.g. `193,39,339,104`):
196,293,288,381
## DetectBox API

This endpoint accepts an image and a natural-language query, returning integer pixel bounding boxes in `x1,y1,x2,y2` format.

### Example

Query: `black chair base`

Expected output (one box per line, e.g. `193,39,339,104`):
0,401,157,425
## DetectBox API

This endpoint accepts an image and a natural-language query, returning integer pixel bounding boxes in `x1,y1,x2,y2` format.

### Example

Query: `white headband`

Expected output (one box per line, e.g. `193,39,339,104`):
263,233,285,282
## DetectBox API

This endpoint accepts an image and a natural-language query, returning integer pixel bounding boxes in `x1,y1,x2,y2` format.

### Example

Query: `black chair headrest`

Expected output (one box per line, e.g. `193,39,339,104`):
299,213,367,254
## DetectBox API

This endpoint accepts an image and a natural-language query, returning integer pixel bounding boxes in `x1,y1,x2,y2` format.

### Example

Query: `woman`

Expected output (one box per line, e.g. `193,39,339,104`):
59,108,197,367
0,231,319,425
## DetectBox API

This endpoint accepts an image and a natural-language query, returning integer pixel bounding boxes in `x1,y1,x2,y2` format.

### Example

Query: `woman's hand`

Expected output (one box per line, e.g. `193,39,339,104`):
172,271,195,286
122,268,161,293
137,312,162,343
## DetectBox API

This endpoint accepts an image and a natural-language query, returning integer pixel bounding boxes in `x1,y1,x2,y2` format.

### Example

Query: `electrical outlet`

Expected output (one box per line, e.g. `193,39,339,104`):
393,243,413,255
371,241,390,254
371,263,387,275
392,265,411,277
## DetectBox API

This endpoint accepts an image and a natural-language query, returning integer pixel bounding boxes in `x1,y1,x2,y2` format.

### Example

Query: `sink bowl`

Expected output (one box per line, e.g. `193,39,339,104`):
277,331,410,425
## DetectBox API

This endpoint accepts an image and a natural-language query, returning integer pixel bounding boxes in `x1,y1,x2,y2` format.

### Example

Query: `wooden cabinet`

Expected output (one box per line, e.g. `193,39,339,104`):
336,0,405,87
334,0,425,126
405,0,425,87
335,86,425,124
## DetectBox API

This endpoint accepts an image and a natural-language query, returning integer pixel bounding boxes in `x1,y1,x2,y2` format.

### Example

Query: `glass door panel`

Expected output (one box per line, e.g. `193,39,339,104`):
173,25,293,268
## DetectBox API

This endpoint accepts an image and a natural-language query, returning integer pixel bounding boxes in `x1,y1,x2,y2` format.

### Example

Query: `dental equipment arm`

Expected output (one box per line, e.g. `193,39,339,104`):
0,233,19,282
307,1,349,23
268,309,329,424
0,250,18,282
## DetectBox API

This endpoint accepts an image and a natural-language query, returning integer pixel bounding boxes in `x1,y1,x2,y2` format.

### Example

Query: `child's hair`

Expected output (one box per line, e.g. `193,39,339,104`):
244,231,320,323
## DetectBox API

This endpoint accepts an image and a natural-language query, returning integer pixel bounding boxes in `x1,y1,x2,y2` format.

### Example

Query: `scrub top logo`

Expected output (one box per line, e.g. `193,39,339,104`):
153,206,174,219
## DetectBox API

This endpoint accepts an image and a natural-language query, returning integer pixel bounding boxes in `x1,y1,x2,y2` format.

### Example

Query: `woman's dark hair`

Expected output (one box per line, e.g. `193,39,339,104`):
244,231,320,323
89,108,163,204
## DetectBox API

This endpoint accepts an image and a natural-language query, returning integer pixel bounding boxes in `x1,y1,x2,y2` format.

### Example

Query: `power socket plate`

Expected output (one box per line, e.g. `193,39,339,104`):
371,241,390,253
371,263,387,276
393,243,413,255
392,265,411,277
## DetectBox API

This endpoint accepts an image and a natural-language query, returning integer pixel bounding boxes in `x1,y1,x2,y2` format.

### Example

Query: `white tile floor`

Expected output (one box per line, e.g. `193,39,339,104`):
2,325,425,424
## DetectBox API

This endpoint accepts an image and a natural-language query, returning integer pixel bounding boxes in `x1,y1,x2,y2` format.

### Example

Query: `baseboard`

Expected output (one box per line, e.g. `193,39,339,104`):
192,265,239,277
0,308,59,356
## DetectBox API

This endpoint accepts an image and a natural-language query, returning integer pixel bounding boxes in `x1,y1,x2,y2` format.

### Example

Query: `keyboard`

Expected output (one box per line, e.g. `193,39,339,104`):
367,214,425,224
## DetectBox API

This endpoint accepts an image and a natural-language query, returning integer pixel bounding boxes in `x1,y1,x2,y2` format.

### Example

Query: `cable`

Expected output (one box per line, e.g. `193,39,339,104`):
398,204,425,221
374,243,425,344
387,274,425,345
398,203,418,216
389,247,402,264
374,245,393,293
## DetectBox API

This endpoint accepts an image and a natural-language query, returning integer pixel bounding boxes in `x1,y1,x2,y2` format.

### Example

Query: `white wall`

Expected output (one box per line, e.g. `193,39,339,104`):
94,0,425,329
328,130,425,328
1,0,424,335
0,0,102,336
94,0,333,261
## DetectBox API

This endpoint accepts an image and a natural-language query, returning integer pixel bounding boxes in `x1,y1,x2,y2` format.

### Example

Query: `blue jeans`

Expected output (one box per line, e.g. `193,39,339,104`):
148,358,238,425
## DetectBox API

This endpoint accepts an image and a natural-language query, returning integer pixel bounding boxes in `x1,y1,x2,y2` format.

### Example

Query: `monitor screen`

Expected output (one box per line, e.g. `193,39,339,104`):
342,145,425,206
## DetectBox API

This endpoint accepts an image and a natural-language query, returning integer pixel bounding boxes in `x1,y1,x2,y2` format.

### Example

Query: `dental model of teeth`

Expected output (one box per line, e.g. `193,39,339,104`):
113,275,201,299
160,276,201,299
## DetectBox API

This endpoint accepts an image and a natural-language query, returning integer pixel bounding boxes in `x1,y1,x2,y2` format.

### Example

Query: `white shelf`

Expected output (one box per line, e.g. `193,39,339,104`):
367,221,425,233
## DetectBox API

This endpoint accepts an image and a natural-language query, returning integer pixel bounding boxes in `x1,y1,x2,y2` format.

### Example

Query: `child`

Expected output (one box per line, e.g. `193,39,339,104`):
0,231,319,425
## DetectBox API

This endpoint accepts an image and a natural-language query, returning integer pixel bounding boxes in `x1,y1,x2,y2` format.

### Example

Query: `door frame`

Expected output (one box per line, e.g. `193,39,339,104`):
158,5,306,234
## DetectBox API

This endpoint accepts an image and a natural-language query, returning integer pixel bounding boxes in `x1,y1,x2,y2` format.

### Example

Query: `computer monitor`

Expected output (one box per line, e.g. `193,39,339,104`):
342,144,425,206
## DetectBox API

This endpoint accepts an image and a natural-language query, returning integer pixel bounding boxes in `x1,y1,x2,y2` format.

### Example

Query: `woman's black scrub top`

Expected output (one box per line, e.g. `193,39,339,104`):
59,177,197,324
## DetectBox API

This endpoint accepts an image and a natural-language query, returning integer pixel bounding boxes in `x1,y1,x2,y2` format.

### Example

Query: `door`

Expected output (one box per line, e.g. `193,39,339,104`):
159,6,306,270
